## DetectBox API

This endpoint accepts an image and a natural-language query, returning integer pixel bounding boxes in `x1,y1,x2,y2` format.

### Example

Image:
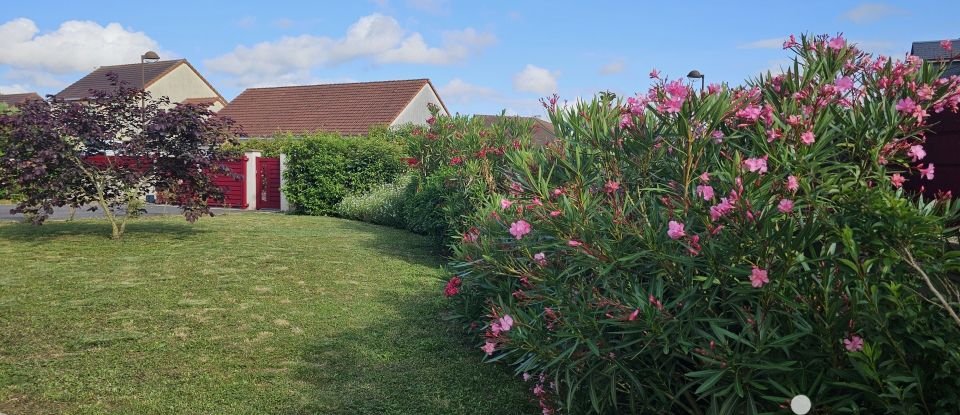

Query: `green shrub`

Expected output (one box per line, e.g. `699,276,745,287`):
336,174,412,228
283,134,405,215
444,34,960,414
398,110,537,241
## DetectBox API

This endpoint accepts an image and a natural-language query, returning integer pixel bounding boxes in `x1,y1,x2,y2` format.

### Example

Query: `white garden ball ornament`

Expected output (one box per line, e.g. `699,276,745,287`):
790,394,812,414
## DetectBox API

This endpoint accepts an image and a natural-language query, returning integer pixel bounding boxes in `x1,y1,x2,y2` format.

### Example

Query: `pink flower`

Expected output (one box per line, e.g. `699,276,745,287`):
498,315,514,332
699,171,710,183
568,240,582,247
628,308,640,321
783,34,799,49
941,39,953,52
531,198,543,207
835,76,854,92
801,130,816,145
919,163,935,180
604,180,620,193
708,83,721,94
649,68,661,79
891,173,906,188
449,156,464,166
908,145,926,162
661,96,684,114
696,185,714,201
711,130,725,143
710,198,734,222
500,198,513,210
896,97,917,114
549,210,562,217
750,266,770,288
787,175,799,192
462,227,479,243
667,221,686,240
778,198,794,213
509,220,532,239
767,128,782,142
736,105,762,123
917,85,934,101
522,372,532,382
426,116,436,125
828,35,846,50
743,157,768,174
444,276,462,297
534,252,547,266
619,113,633,129
481,340,496,355
843,335,864,352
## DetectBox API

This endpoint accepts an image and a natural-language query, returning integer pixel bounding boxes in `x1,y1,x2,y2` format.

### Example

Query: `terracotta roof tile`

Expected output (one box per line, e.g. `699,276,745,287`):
219,79,438,137
0,92,43,107
56,60,186,101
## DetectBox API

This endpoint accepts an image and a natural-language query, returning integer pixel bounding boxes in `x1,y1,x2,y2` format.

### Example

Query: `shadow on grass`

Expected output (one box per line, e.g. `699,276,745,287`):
0,219,205,241
287,288,534,415
327,218,447,269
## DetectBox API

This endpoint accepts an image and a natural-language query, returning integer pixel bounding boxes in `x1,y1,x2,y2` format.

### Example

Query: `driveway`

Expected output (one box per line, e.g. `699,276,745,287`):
0,203,250,222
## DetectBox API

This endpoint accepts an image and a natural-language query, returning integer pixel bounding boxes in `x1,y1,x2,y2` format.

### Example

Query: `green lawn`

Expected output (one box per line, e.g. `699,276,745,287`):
0,214,532,414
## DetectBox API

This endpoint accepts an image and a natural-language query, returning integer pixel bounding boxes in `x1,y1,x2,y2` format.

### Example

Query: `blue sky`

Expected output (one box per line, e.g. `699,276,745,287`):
1,1,958,117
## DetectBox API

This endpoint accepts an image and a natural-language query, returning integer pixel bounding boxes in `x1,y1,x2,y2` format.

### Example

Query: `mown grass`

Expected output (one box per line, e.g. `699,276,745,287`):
0,213,533,414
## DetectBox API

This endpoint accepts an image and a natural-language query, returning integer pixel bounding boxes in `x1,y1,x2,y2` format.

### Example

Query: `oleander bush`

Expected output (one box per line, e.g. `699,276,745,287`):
442,34,960,414
283,133,405,215
401,109,536,240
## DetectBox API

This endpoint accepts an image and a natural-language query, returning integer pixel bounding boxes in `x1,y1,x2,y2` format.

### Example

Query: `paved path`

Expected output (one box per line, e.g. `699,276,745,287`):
0,203,250,222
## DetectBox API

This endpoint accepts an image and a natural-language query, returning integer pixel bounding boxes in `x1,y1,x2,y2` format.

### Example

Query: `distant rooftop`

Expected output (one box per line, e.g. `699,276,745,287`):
0,92,43,107
474,114,556,146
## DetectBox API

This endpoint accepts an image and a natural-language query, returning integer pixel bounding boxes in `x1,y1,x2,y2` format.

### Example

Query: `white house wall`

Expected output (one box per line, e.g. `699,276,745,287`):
147,64,222,112
392,84,448,126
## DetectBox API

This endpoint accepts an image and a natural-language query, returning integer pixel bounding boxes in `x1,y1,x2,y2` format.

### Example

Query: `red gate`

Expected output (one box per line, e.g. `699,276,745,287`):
256,157,282,210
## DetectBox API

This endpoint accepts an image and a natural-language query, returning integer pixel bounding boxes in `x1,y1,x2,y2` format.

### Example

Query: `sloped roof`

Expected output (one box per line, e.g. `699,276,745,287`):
0,92,43,107
911,39,960,61
219,79,445,137
55,59,225,104
475,114,557,146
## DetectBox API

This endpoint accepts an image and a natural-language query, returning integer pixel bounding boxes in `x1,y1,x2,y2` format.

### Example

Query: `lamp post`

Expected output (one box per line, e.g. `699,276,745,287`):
687,69,705,92
140,51,160,115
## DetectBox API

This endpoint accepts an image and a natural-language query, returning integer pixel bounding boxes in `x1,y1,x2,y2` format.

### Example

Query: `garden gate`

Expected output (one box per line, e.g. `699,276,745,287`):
255,157,282,210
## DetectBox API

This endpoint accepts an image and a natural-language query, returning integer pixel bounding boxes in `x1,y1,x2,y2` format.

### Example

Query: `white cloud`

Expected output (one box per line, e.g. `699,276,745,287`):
738,37,786,49
513,64,558,95
439,78,499,104
0,83,32,94
378,28,494,64
205,14,494,87
0,18,162,74
599,59,626,75
843,3,903,24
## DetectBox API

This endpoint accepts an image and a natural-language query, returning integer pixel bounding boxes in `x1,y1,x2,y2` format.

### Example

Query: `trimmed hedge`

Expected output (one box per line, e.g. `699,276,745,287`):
283,134,405,215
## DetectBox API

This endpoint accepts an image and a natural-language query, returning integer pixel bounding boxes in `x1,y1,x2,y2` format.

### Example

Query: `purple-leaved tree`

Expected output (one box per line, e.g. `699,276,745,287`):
0,74,239,238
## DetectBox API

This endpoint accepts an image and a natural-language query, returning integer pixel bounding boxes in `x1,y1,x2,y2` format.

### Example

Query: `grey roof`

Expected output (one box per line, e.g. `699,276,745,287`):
944,62,960,78
911,39,960,61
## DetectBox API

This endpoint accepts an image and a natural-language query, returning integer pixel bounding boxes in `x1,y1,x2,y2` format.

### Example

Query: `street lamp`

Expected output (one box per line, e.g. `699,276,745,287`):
687,69,705,92
140,51,159,122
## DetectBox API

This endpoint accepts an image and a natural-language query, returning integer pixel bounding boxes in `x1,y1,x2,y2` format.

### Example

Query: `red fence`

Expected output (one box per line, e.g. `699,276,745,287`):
85,155,249,209
210,157,248,209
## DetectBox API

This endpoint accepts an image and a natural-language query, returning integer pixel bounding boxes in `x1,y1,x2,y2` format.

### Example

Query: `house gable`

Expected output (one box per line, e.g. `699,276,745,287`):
146,63,226,112
391,81,449,127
